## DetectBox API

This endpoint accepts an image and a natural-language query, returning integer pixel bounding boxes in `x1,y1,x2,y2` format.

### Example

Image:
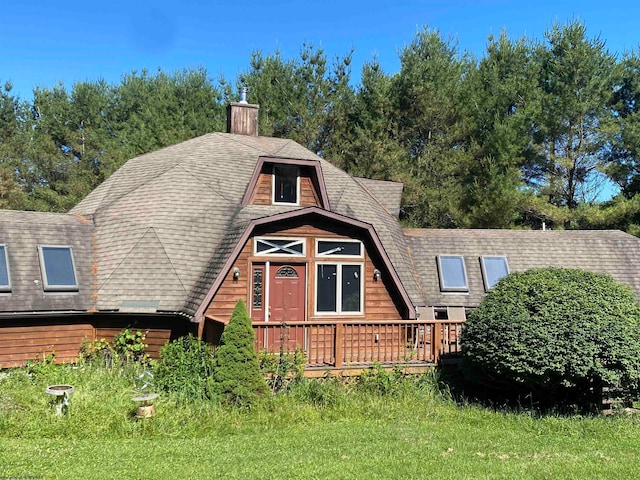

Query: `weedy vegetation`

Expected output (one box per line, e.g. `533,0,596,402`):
2,298,640,479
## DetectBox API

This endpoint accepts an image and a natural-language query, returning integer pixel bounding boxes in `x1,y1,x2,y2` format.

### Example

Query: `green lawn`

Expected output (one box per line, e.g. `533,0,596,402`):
1,365,640,479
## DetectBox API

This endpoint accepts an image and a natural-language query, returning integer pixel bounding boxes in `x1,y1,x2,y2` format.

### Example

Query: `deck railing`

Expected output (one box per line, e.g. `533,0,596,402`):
253,319,464,368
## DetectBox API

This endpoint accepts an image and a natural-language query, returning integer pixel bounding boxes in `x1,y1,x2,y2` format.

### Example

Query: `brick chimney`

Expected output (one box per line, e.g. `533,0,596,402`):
226,87,259,136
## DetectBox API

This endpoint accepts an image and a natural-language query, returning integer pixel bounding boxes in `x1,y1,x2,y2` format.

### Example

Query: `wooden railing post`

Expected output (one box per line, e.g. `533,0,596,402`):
334,322,343,368
432,322,441,364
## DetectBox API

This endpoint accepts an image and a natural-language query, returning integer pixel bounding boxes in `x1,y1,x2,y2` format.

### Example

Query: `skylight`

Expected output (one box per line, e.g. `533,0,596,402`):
0,245,10,292
437,255,468,292
38,246,78,292
480,256,509,290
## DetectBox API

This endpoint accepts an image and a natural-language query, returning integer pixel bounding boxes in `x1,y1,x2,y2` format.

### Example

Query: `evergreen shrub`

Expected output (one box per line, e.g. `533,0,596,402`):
462,268,640,410
211,300,269,407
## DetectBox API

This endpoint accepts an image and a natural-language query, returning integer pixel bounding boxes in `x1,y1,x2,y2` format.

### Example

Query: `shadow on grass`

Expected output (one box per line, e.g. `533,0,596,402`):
435,360,610,417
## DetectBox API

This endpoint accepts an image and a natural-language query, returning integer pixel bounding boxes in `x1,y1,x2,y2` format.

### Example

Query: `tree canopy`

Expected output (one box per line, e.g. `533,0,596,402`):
3,21,640,233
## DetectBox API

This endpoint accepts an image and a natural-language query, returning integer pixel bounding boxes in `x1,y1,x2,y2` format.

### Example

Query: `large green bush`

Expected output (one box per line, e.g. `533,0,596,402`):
462,268,640,410
211,299,269,407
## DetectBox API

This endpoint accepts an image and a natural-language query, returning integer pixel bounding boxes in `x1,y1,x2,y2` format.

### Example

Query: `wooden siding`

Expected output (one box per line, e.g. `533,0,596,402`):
0,321,94,367
249,168,321,207
94,316,194,360
226,103,258,136
0,315,195,367
205,223,403,326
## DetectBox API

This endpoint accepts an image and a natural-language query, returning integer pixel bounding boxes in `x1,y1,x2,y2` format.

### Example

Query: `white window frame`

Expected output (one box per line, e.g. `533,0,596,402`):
0,244,10,293
436,255,469,293
315,239,363,258
37,245,79,292
254,237,306,256
480,255,509,291
272,164,300,206
314,262,364,315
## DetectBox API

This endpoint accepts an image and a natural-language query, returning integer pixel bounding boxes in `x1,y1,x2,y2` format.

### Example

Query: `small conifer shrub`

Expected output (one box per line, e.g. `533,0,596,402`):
211,299,269,407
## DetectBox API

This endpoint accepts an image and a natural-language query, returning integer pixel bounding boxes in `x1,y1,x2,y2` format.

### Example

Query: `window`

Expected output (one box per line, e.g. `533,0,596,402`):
0,245,10,292
253,267,264,310
437,255,468,292
255,237,305,256
38,246,78,292
316,239,363,258
480,256,509,290
316,263,362,314
273,165,299,204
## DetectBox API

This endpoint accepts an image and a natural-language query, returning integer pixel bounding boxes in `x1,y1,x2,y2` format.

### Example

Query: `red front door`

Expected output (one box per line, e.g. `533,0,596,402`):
269,264,306,323
256,263,306,353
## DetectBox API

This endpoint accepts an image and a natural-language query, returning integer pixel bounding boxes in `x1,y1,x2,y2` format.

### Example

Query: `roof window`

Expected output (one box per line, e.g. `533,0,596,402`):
480,256,509,290
437,255,468,292
0,245,10,292
38,246,78,292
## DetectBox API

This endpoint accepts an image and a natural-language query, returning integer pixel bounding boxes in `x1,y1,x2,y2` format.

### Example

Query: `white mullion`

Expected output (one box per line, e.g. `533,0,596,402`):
336,264,343,314
265,261,270,322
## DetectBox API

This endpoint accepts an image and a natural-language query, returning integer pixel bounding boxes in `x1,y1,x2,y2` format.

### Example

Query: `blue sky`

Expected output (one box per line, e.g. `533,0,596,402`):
1,0,639,100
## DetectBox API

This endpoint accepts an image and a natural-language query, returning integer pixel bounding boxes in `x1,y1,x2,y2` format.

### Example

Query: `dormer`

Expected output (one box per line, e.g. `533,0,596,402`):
243,156,330,209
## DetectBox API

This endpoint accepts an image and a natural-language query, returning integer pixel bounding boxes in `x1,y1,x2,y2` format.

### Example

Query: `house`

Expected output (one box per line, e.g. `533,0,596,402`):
2,99,640,371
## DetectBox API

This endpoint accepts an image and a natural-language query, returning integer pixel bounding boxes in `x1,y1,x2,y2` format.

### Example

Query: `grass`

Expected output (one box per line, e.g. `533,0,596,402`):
1,363,640,479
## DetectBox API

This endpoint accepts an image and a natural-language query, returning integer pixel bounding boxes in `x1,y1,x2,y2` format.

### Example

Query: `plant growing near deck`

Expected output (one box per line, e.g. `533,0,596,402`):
259,347,306,393
154,334,216,401
211,299,269,407
462,267,640,411
113,329,148,363
79,338,114,366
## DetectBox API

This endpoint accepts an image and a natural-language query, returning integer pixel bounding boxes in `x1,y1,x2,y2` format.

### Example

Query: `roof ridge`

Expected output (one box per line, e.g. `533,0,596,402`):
172,163,241,204
98,225,153,289
353,177,397,219
215,132,282,156
84,160,176,214
149,226,189,295
99,226,188,296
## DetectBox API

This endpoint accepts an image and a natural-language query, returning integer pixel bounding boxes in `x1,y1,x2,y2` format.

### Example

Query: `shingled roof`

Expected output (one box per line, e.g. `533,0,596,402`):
354,178,404,218
0,210,95,315
404,228,640,308
70,132,421,317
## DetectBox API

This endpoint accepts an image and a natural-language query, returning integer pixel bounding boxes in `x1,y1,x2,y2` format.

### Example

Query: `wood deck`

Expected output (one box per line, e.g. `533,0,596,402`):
253,319,464,371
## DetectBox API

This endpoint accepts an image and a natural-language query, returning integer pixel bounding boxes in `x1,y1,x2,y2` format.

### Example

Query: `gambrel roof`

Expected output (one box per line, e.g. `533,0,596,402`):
70,132,422,317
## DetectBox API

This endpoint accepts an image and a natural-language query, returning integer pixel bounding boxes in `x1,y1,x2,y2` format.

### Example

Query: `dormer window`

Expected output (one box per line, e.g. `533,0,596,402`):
38,245,78,292
0,245,10,292
273,165,300,205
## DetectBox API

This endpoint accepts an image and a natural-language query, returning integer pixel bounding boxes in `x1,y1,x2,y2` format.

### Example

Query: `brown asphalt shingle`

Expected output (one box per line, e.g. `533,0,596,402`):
0,210,95,314
404,228,640,308
71,132,421,316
